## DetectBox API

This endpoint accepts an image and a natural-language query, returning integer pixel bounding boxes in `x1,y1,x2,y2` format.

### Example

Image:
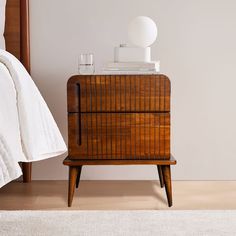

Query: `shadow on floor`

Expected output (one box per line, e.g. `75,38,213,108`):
0,180,167,210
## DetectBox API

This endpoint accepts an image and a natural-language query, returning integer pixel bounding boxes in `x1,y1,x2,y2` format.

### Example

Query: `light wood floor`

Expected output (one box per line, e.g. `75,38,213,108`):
0,181,236,210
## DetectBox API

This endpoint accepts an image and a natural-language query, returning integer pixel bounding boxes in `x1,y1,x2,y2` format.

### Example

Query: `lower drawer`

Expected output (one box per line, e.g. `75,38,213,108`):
68,113,170,160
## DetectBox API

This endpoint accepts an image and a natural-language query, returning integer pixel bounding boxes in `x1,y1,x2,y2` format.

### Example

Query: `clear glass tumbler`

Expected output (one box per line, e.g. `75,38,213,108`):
78,53,95,75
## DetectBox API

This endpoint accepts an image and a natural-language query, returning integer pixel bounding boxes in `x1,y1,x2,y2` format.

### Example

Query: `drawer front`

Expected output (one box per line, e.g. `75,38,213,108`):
67,75,170,113
68,113,170,160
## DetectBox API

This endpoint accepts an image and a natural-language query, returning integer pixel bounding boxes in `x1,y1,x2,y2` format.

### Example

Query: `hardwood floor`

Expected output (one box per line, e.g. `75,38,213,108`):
0,181,236,210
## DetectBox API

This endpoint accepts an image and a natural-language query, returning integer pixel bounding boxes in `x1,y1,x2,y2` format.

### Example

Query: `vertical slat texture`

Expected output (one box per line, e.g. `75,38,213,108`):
109,75,113,159
99,76,103,158
114,76,117,157
149,76,151,159
68,75,170,160
95,76,98,159
124,76,127,158
134,76,137,159
163,75,166,159
139,76,142,159
68,75,170,113
85,77,89,157
143,76,147,158
154,77,157,158
105,76,108,159
89,76,93,158
119,75,122,159
130,76,134,159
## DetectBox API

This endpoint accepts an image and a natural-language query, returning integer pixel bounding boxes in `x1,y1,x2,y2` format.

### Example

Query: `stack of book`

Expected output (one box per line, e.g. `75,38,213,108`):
102,61,160,74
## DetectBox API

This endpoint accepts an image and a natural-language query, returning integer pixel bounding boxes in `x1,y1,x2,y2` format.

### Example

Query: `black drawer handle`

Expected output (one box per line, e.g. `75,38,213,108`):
77,83,82,145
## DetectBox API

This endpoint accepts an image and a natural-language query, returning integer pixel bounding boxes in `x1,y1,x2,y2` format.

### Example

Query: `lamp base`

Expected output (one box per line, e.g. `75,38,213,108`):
114,46,151,62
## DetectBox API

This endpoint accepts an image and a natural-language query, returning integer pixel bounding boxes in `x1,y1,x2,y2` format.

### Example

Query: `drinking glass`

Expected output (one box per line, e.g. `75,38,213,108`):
78,53,95,75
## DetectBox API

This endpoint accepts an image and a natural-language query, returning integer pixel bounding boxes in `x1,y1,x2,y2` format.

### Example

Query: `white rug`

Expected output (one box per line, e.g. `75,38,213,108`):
0,211,236,236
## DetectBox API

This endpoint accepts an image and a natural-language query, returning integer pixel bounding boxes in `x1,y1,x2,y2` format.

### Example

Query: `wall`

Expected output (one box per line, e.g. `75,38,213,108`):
30,0,236,180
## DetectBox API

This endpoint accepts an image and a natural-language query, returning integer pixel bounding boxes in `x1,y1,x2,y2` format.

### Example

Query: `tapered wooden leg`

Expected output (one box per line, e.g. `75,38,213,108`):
68,166,78,207
76,166,82,188
162,165,172,207
157,165,164,188
22,163,32,183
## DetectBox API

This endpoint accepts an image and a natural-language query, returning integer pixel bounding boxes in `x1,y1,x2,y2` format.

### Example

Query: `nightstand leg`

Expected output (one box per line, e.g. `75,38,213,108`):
157,165,164,188
76,166,82,188
68,166,78,207
162,165,172,207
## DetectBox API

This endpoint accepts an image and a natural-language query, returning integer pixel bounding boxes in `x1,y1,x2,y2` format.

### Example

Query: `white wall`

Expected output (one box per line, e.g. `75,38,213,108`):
30,0,236,180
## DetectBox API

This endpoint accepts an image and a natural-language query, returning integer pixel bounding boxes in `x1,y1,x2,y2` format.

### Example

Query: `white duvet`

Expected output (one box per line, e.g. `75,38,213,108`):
0,49,67,187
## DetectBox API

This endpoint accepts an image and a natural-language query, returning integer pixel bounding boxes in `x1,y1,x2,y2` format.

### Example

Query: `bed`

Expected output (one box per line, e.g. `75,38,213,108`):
0,0,67,187
5,0,31,182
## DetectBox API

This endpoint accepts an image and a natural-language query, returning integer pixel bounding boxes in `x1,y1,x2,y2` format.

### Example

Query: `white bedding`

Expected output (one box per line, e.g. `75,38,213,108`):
0,0,6,49
0,49,67,187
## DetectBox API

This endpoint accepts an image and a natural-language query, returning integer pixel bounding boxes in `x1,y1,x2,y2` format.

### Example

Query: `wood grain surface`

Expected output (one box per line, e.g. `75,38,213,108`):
67,75,171,160
5,0,30,71
68,75,170,113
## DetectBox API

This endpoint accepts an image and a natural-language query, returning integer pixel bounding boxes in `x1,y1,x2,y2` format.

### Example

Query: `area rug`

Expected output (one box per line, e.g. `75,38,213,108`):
0,210,236,236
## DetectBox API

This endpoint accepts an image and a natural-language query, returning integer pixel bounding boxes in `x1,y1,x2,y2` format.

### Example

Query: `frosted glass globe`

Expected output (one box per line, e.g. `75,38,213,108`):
128,16,158,48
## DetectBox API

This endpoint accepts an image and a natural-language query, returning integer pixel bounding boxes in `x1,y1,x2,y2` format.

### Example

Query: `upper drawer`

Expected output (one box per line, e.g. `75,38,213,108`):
67,74,170,113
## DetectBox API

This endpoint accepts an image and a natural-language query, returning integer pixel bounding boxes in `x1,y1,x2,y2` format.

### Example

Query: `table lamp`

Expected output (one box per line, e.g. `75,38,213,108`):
114,16,158,62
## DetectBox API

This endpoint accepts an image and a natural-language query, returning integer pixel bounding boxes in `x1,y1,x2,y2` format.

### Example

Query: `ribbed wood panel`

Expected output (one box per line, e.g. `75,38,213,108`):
68,75,171,160
68,75,170,113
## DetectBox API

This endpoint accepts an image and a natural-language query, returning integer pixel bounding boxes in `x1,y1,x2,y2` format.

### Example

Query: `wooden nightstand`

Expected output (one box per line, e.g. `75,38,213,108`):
63,74,176,207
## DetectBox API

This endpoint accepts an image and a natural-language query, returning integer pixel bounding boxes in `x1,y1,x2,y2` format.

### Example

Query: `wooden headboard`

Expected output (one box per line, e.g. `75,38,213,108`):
4,0,30,72
4,0,32,182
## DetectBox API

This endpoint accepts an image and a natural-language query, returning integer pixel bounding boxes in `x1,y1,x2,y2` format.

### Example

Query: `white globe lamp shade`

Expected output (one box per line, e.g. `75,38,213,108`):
128,16,158,48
